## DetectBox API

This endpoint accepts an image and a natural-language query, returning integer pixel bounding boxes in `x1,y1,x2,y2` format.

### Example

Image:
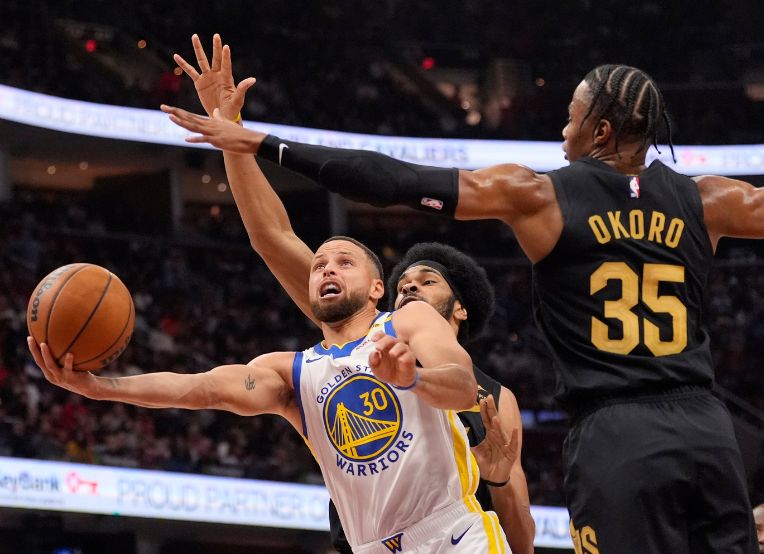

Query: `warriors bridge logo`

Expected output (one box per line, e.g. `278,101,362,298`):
324,375,402,461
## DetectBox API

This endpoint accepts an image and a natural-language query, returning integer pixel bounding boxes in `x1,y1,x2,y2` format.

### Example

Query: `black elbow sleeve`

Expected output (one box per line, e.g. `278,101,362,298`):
259,135,459,216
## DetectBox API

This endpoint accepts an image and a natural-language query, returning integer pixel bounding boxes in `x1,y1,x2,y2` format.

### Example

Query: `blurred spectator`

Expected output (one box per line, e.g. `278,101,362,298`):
1,0,762,143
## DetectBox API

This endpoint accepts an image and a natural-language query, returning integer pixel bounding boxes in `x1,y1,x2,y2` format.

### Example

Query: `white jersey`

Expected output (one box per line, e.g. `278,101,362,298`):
292,312,484,548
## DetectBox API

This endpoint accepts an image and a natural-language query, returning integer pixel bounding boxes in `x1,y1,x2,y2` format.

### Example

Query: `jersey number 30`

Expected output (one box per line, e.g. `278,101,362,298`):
590,262,687,356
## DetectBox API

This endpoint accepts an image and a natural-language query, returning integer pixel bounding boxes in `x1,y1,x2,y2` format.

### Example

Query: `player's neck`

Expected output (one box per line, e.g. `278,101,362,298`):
590,143,648,174
320,305,380,347
449,317,460,339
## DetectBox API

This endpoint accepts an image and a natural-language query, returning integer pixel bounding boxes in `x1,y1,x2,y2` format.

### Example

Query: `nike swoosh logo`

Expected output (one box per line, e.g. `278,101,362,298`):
305,356,324,363
278,143,289,166
451,523,474,545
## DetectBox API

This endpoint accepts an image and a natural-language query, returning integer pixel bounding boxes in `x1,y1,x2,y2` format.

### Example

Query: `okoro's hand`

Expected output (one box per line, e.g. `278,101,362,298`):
173,33,256,121
161,105,260,154
368,331,418,389
27,336,98,396
471,394,518,484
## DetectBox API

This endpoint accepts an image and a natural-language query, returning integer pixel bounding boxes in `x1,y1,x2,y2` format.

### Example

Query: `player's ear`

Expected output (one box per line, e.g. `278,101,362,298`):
370,278,385,302
453,300,468,323
593,118,612,146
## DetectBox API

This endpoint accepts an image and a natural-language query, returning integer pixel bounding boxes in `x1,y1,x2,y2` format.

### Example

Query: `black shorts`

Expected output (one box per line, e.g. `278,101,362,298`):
563,387,757,554
329,500,353,554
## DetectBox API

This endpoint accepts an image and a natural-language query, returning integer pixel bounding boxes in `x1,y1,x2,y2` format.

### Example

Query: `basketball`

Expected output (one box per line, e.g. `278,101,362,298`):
26,263,135,372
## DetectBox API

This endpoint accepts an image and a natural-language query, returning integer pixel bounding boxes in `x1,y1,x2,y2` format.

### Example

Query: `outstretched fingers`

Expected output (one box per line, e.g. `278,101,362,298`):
173,53,200,81
210,33,223,72
221,43,233,75
185,135,213,144
236,76,257,97
191,33,211,72
160,104,208,123
161,105,210,131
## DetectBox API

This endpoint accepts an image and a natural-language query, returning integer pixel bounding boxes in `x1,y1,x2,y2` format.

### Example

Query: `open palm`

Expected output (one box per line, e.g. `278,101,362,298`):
173,33,255,121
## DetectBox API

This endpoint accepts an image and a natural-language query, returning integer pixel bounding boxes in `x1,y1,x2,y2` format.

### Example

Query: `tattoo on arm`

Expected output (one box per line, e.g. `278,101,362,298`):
244,374,256,391
108,379,119,390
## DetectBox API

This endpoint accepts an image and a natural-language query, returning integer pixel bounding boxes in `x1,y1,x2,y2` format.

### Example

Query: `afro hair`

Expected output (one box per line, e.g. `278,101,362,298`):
387,242,495,343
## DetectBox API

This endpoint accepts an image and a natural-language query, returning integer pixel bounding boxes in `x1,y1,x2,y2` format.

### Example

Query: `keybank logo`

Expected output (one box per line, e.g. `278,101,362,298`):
65,471,98,494
0,471,60,493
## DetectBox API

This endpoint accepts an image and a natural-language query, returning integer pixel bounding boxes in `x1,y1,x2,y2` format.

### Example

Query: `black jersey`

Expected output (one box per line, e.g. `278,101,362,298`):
533,157,715,409
458,365,503,447
458,366,503,513
329,365,504,553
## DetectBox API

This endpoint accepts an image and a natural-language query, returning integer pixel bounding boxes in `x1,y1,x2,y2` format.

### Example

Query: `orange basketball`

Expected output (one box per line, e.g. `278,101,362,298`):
27,263,135,372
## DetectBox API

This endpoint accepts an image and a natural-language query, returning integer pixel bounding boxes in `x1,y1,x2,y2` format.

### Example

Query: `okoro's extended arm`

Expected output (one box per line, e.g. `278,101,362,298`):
695,175,764,250
163,108,562,261
257,139,561,261
257,136,460,216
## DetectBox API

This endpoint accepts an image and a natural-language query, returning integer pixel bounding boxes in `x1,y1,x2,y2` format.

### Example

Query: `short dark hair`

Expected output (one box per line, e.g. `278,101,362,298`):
582,64,675,162
387,242,494,343
321,236,384,281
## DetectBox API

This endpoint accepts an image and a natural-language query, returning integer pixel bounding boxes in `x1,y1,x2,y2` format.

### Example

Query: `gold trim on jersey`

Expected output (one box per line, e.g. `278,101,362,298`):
447,410,504,553
301,436,318,462
320,337,360,350
319,313,391,350
447,410,476,497
485,510,505,554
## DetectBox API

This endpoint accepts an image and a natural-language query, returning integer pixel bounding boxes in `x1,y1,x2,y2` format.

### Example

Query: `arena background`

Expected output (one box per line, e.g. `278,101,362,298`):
0,1,763,552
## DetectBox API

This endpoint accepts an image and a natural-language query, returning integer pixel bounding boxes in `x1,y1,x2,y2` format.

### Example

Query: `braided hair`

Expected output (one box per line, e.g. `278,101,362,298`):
582,64,675,162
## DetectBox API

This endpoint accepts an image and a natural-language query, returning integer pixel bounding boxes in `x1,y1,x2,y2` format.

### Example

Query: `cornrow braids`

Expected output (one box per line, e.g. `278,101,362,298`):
582,64,676,162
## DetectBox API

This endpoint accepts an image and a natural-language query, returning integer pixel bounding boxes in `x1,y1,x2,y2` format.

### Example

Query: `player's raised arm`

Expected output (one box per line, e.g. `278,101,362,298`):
28,337,297,421
371,301,477,410
222,149,318,325
695,175,764,250
169,34,317,324
162,112,461,212
166,35,545,230
162,111,564,262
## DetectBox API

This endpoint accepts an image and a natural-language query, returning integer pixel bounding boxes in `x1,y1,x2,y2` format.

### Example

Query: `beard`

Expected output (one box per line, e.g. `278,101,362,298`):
311,289,368,323
432,294,457,320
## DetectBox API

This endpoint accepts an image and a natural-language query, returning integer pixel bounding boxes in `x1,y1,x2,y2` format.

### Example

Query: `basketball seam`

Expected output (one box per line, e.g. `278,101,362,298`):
43,264,89,345
55,272,113,365
74,294,134,367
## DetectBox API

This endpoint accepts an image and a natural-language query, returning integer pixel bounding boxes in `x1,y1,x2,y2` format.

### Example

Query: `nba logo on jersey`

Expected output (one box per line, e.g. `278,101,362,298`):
629,176,641,198
420,197,444,210
381,532,404,553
